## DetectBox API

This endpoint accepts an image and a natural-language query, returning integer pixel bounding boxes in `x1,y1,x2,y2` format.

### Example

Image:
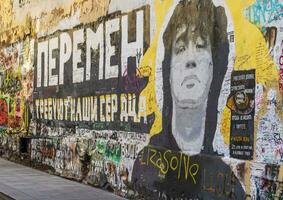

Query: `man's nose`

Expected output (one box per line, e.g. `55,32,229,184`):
186,60,197,69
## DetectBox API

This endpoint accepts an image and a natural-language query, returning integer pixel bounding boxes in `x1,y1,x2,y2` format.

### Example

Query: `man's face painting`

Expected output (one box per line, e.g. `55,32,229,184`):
170,24,213,109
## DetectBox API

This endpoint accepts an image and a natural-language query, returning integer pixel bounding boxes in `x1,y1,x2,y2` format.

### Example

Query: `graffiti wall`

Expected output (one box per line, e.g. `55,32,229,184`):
0,0,283,199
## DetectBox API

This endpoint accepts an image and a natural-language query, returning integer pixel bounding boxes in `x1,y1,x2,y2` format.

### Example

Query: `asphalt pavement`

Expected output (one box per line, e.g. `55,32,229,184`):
0,158,125,200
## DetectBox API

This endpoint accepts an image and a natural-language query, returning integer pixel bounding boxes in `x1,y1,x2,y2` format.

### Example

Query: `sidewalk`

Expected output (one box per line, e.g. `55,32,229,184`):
0,158,125,200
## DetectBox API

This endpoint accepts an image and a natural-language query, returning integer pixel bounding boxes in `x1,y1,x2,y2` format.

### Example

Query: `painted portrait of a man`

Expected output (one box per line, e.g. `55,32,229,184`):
132,0,246,199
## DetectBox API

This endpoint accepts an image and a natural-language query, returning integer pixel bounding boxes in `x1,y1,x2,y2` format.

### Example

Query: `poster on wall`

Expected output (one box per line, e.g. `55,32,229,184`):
228,69,255,160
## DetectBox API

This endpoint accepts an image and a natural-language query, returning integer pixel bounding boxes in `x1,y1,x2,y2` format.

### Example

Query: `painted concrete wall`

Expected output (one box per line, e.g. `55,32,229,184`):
0,0,283,199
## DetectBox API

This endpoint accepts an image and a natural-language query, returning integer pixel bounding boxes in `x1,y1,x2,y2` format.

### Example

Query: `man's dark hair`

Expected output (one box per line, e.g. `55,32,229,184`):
163,0,228,53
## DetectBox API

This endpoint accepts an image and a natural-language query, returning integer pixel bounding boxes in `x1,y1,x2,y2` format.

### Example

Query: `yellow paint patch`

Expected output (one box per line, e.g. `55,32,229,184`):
226,0,278,84
220,107,231,145
220,0,280,144
0,0,109,45
140,0,174,135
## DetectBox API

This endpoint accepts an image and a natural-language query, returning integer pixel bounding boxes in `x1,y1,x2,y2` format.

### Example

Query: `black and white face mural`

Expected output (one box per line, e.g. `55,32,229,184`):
160,0,229,155
169,22,213,154
170,27,213,109
132,1,246,199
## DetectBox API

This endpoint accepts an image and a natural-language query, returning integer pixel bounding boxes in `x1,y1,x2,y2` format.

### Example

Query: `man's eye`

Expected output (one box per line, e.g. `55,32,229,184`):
175,46,186,54
196,44,206,49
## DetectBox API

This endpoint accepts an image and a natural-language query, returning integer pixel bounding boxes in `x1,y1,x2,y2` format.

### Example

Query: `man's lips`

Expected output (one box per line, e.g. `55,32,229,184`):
181,75,200,88
185,83,195,89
